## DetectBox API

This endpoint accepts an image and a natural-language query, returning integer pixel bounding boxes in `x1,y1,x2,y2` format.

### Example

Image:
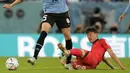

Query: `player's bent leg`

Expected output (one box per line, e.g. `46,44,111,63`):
70,48,88,58
27,22,52,65
57,44,88,70
70,49,82,57
58,45,86,59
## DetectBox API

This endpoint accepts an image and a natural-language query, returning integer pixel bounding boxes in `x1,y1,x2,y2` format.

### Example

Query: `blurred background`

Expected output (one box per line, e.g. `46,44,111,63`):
0,0,130,58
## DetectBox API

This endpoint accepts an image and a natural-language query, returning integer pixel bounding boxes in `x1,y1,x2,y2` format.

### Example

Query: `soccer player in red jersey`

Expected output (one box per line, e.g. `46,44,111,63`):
58,26,126,70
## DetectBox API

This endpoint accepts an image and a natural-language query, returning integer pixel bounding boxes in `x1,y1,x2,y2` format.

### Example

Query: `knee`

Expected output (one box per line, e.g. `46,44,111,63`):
61,28,71,40
41,29,48,33
63,31,71,40
64,34,71,40
41,27,50,33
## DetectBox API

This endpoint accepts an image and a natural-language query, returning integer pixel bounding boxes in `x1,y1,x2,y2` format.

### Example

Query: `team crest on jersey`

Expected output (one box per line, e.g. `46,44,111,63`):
66,18,70,24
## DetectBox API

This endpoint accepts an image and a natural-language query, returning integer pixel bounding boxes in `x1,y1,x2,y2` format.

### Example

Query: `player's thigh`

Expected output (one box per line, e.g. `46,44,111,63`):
40,22,52,33
41,14,55,32
56,12,71,29
56,18,71,30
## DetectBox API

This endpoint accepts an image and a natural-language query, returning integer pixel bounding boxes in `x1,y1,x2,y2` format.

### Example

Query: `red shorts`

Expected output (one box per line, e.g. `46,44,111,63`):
71,51,99,69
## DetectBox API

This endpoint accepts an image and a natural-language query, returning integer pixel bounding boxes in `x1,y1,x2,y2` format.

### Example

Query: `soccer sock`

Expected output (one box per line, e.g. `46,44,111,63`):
65,39,72,64
70,48,82,57
33,31,47,59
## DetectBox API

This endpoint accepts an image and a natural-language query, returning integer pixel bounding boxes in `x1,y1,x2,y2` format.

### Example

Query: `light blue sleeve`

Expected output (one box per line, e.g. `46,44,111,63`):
123,3,130,14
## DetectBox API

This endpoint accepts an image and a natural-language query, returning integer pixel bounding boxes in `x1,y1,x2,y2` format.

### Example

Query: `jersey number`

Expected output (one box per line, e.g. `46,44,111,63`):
43,15,47,21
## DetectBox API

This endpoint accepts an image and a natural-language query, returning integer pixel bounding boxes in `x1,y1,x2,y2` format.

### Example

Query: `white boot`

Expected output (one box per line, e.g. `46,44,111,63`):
27,57,36,65
64,63,74,70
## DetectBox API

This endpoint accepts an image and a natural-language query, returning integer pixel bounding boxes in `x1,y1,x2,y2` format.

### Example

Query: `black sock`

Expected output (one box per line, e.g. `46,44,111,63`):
33,31,47,59
65,39,72,64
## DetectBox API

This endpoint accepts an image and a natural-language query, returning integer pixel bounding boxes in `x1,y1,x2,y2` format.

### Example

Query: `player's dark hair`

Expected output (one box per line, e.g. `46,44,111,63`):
86,26,98,33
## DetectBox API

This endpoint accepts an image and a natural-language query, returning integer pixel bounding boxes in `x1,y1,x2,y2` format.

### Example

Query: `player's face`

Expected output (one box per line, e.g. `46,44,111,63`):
87,32,98,43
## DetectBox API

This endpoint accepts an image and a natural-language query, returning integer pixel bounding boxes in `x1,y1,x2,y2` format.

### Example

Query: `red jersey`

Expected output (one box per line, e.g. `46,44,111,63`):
70,38,111,69
91,38,111,62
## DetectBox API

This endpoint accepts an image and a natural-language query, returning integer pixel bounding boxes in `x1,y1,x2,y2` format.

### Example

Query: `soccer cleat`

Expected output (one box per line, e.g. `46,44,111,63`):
58,43,69,56
27,57,36,65
59,53,67,65
64,63,74,70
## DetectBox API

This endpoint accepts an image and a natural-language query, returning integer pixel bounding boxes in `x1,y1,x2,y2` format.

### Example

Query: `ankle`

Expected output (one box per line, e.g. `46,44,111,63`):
33,56,37,60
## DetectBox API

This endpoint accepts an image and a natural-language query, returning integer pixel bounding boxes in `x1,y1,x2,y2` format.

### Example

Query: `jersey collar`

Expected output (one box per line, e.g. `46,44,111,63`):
92,39,99,44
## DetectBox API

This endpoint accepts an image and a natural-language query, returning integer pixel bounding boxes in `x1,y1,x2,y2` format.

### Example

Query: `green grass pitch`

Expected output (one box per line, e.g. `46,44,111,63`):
0,57,130,73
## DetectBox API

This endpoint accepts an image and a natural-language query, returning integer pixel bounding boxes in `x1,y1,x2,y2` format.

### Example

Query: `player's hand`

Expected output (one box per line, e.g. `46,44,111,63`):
118,14,126,23
76,65,86,70
3,4,12,9
120,65,127,70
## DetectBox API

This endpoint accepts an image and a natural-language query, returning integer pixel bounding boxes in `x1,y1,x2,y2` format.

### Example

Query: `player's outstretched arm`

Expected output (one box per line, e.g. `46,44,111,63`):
107,49,126,70
103,57,115,69
118,2,130,22
3,0,22,9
